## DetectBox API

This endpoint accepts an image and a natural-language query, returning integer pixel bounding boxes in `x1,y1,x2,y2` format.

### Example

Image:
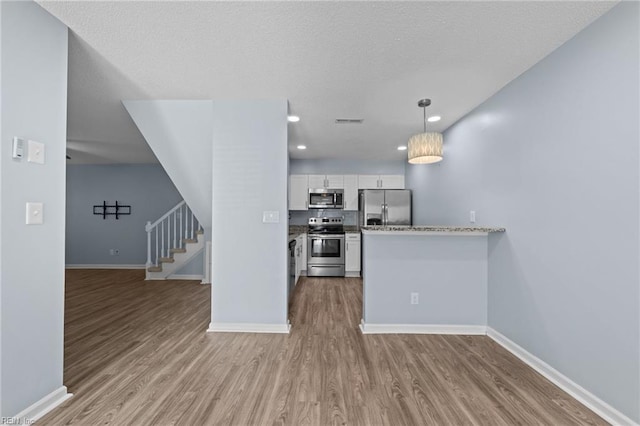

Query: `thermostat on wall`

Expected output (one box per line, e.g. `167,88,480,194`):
12,137,24,159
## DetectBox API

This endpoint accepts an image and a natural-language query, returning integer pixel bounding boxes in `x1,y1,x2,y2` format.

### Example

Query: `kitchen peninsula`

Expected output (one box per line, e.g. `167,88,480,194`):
360,226,505,334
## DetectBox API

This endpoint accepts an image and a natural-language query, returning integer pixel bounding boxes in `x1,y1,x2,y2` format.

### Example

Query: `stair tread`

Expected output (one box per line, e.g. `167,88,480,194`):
159,257,175,263
196,229,204,235
147,266,162,272
170,248,187,253
183,238,198,243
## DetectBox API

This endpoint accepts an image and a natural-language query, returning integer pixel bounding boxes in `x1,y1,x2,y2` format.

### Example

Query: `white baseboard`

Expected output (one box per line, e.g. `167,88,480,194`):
12,386,72,423
359,321,486,335
66,264,145,270
487,327,638,426
207,322,291,334
167,274,204,280
345,271,361,277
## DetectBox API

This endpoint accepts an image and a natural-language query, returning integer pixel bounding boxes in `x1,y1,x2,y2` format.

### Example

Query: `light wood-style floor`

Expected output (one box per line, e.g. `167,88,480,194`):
39,270,606,425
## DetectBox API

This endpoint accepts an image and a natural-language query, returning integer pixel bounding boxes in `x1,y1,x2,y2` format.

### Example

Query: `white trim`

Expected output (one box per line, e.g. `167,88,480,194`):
12,386,72,423
345,271,361,277
167,274,204,280
66,264,145,270
207,322,291,334
359,320,486,335
487,327,638,426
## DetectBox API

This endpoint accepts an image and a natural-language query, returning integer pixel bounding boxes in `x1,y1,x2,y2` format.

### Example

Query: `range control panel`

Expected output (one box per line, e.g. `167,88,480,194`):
308,217,343,225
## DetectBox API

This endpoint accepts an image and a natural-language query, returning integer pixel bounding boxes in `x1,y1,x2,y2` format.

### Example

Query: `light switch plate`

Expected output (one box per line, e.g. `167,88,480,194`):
27,140,45,164
26,202,44,225
262,211,280,223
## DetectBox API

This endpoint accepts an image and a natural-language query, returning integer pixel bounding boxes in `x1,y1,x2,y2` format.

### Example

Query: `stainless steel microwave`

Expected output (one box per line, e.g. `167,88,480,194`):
308,189,344,209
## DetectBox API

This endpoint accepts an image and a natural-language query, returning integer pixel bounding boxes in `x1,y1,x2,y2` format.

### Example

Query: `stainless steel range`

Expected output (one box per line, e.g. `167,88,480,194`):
307,217,345,277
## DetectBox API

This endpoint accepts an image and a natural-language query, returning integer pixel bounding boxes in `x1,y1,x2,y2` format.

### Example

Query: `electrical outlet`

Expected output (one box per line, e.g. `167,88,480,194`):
109,249,120,256
411,292,419,305
470,210,476,223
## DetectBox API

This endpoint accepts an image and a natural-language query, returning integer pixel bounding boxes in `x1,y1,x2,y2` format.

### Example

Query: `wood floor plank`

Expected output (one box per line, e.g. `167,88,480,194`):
37,270,608,425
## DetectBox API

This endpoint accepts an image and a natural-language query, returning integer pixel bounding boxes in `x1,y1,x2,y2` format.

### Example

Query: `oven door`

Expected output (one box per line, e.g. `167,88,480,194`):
307,234,345,265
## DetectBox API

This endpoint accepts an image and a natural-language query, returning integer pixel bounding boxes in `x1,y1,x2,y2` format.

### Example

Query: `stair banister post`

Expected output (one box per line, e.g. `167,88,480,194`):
184,205,188,246
173,210,177,249
179,206,183,248
145,221,152,267
190,209,194,239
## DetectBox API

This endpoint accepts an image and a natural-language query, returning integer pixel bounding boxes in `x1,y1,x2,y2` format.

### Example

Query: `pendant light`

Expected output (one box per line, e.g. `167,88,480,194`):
408,99,443,164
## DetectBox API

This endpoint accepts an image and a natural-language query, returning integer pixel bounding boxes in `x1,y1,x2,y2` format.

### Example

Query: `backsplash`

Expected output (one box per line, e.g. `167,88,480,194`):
289,210,358,226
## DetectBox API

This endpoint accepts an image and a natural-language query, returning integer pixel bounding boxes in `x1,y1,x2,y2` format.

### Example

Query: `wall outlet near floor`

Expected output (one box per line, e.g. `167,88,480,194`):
410,292,419,305
470,210,476,223
109,249,120,256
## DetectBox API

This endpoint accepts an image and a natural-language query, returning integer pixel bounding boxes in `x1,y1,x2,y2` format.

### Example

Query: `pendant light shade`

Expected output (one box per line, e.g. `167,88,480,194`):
408,99,443,164
408,132,443,164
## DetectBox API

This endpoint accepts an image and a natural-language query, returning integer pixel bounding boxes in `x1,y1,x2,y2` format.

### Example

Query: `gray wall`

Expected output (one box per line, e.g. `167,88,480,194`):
0,1,67,416
66,164,203,274
362,234,487,325
406,3,639,421
211,100,288,326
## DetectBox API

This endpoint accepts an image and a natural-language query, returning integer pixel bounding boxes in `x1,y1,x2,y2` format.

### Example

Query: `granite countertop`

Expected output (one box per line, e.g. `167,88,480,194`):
288,225,307,242
361,226,506,234
289,225,361,242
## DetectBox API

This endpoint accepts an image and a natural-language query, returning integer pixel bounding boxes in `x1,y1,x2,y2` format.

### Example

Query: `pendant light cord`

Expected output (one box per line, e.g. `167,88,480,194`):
423,105,426,133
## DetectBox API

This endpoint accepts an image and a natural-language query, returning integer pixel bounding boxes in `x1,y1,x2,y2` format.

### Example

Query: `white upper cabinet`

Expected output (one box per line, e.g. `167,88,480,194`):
308,175,326,189
343,175,358,211
290,173,405,210
358,175,405,189
358,175,380,189
379,175,405,189
289,175,309,210
309,174,344,189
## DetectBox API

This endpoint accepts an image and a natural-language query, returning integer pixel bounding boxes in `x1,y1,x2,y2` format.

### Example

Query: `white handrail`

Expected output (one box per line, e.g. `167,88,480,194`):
148,200,185,229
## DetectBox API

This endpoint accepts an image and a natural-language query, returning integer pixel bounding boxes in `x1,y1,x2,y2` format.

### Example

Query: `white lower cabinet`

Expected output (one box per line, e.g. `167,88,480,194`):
345,233,361,277
295,234,307,284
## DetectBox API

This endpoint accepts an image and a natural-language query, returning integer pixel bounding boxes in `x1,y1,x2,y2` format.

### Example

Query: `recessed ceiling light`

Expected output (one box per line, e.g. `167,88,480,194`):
297,145,306,150
288,115,300,122
427,115,441,122
397,146,407,151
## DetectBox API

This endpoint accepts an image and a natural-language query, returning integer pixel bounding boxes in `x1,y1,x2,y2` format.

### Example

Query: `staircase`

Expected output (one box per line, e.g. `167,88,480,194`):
146,201,205,280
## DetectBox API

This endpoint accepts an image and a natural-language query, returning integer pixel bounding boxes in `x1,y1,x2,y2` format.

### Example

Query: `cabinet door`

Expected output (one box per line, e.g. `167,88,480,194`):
289,175,309,210
308,175,326,189
343,175,358,211
325,175,344,189
294,244,301,285
358,175,380,189
345,236,361,272
380,175,405,189
299,234,307,272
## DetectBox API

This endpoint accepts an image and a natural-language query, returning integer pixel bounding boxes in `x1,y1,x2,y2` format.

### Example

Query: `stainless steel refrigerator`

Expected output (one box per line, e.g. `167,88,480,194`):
358,190,411,226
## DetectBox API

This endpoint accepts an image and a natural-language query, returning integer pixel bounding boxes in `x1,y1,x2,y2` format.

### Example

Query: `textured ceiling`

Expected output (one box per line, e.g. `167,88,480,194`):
38,1,617,164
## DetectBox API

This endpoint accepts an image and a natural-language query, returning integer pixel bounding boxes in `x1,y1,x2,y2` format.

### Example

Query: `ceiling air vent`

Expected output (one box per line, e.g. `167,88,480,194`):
335,118,364,124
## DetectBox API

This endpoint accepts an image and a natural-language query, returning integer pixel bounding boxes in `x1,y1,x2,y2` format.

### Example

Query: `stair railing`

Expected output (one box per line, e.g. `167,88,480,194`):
145,201,202,268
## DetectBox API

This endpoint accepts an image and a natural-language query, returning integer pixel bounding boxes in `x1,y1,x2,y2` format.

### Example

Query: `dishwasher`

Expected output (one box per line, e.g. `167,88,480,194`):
288,239,297,301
